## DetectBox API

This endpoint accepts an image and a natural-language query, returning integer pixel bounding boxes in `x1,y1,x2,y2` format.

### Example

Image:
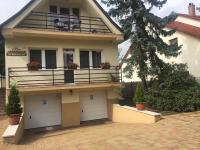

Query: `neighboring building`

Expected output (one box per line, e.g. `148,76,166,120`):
120,3,200,82
0,0,123,129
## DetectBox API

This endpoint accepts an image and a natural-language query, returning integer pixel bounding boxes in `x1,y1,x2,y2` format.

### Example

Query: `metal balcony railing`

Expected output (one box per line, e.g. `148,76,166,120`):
17,12,112,34
8,66,122,88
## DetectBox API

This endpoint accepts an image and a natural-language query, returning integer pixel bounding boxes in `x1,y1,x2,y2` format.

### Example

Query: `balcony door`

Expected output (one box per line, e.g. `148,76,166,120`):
63,49,74,83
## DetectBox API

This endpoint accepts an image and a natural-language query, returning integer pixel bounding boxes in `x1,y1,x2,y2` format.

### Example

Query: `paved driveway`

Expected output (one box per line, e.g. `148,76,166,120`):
0,112,200,150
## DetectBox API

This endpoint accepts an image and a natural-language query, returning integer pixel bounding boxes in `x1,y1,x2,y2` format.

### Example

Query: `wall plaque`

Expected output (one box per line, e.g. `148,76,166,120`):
7,48,27,56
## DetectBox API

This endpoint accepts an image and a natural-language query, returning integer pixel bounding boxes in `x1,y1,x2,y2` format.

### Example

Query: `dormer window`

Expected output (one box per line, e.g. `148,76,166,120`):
50,5,57,14
72,8,80,17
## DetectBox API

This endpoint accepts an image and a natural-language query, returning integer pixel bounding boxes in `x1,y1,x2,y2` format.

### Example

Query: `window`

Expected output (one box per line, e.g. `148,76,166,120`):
60,8,70,15
92,51,101,68
80,51,90,69
72,8,80,17
169,38,178,46
45,50,57,69
80,50,102,69
29,50,42,68
50,5,57,14
29,49,57,69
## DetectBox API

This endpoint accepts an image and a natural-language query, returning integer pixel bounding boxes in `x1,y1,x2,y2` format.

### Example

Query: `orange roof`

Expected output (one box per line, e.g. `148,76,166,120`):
167,21,200,39
178,13,200,21
120,14,200,66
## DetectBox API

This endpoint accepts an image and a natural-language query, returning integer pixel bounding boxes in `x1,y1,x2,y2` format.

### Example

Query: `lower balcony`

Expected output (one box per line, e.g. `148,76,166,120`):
8,66,122,93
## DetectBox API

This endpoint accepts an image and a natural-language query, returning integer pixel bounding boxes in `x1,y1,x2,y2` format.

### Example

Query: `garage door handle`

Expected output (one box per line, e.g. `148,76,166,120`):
30,116,32,119
82,110,83,112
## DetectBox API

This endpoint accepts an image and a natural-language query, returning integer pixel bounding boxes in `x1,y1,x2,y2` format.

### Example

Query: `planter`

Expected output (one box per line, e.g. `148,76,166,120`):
100,62,110,70
65,63,78,70
8,114,21,125
27,61,41,71
27,67,39,71
111,75,119,82
136,102,145,111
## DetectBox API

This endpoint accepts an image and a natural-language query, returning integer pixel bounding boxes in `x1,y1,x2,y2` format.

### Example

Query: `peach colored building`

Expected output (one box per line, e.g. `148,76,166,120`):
1,0,124,129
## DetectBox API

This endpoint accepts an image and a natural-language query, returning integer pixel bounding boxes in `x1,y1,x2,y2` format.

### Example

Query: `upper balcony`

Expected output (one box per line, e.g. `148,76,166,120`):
17,12,112,34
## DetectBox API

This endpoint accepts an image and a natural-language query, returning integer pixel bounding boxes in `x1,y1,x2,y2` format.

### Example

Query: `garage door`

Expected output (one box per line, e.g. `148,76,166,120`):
80,91,108,121
24,93,61,129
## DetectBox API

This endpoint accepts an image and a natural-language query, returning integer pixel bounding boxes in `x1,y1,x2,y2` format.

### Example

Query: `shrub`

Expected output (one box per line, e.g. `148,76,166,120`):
134,84,145,103
5,85,22,116
145,64,200,112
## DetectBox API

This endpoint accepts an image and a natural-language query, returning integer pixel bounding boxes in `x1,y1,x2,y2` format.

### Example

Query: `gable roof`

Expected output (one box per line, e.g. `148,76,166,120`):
0,0,122,34
167,21,200,39
93,0,123,33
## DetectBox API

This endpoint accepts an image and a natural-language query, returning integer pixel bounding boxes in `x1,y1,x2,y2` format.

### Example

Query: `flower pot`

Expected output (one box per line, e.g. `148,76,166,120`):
28,67,39,71
65,64,78,70
136,102,145,111
100,63,110,70
8,114,21,125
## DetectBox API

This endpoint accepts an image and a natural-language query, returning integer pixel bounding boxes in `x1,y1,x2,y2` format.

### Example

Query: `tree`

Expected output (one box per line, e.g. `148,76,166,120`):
102,0,181,90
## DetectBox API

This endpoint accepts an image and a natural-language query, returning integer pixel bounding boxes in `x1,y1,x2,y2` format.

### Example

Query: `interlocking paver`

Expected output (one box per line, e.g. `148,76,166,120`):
0,112,200,149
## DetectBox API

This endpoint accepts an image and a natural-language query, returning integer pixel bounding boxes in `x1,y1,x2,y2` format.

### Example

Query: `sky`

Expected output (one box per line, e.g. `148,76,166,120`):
0,0,199,24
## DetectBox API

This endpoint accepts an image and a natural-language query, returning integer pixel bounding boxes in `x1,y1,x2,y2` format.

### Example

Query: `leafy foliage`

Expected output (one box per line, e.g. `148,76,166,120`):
145,64,200,112
5,85,22,116
134,84,145,102
102,0,182,89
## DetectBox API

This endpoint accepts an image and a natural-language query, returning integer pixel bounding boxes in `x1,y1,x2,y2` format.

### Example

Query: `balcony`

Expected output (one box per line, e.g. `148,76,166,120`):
8,66,122,91
17,12,112,34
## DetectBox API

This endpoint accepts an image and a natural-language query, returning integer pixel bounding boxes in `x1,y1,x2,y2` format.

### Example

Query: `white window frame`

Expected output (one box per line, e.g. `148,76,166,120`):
79,49,102,69
29,48,58,70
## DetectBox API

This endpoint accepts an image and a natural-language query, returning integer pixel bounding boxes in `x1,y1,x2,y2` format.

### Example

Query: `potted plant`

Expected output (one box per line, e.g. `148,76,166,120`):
5,85,22,125
134,84,145,110
27,61,41,71
100,62,111,69
65,63,78,70
108,74,119,82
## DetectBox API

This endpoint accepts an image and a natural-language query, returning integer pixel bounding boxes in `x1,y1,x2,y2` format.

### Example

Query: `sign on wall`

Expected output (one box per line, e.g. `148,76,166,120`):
7,48,27,56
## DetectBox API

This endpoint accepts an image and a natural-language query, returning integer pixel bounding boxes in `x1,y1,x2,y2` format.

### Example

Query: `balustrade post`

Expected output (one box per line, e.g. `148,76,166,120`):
52,69,55,86
88,67,91,84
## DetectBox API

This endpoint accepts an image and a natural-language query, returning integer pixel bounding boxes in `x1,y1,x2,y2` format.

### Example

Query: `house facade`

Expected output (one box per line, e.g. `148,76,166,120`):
0,0,124,129
120,3,200,83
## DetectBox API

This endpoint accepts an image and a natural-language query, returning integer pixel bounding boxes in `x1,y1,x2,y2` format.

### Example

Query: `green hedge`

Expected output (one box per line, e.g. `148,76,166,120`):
145,64,200,112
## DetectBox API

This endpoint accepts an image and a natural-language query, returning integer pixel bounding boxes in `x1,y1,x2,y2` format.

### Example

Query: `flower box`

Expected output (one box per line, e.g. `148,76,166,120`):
65,63,78,70
27,61,41,71
100,62,110,69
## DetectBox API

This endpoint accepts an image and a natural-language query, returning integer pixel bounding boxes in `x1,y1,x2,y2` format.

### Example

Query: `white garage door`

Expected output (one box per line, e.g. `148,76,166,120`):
24,93,61,129
80,91,108,121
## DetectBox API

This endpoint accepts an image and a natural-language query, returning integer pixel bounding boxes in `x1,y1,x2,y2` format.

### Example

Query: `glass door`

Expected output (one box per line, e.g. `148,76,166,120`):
63,49,74,83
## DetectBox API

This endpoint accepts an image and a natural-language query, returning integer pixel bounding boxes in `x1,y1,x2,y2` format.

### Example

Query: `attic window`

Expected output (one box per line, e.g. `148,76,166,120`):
169,38,178,46
50,5,57,14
